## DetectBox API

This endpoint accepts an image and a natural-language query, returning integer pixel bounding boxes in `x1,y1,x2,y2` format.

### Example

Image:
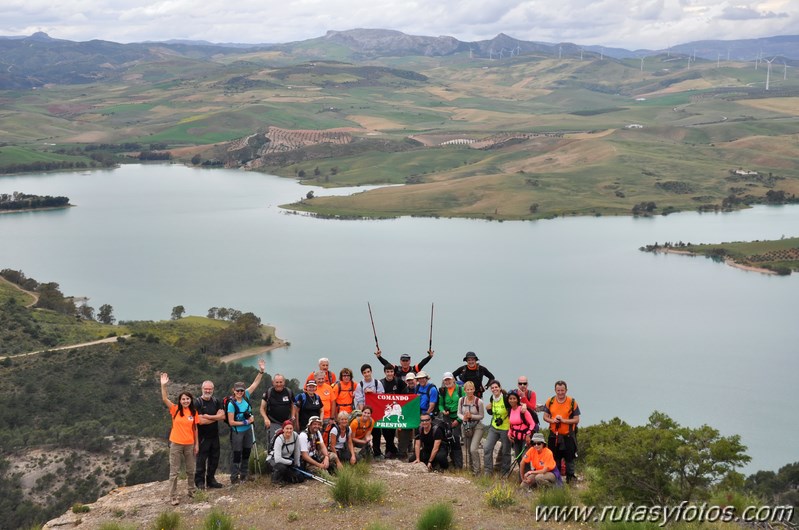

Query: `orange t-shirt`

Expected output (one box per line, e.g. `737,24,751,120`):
545,396,579,435
169,404,198,445
522,446,556,472
333,380,355,413
317,382,335,419
350,417,374,440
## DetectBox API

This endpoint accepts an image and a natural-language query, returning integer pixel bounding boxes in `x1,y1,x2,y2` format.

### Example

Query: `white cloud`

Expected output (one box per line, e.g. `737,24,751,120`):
0,0,797,49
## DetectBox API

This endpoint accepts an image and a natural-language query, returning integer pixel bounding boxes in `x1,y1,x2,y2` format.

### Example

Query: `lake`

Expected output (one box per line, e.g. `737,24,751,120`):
1,163,797,472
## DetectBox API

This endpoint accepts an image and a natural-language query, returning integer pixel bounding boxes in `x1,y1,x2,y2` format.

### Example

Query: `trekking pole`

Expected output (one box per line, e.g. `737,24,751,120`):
368,302,380,351
428,302,434,352
251,428,262,476
503,447,526,479
293,466,335,486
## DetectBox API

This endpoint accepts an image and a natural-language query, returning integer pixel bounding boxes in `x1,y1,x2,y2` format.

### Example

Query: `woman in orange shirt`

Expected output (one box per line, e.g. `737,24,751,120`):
160,372,199,505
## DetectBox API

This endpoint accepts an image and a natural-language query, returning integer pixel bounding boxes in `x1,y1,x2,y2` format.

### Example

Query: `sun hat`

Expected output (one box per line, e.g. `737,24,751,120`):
405,373,416,381
416,370,429,379
463,351,479,361
532,432,546,444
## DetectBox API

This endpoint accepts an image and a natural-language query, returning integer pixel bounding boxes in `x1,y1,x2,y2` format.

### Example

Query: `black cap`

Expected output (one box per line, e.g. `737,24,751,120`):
463,351,479,361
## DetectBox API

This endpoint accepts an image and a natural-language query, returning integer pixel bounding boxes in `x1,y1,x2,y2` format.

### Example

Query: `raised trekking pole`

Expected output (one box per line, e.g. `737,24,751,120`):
293,466,335,486
428,302,434,352
368,302,380,351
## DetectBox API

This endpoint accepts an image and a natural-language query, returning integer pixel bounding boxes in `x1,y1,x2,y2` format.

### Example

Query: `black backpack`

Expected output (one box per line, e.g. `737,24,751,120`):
222,394,250,427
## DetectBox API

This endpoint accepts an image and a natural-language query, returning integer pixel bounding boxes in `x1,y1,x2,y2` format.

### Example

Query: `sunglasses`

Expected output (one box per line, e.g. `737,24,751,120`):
518,382,528,386
533,442,544,446
234,389,245,393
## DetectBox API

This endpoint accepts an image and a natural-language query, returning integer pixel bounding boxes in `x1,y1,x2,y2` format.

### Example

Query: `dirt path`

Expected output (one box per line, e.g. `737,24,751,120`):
0,275,39,307
0,335,132,361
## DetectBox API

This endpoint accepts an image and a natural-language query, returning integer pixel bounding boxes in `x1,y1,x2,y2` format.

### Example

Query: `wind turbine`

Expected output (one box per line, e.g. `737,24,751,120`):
489,48,494,60
717,53,721,68
640,56,645,72
764,56,776,90
600,47,604,60
784,61,788,81
580,48,584,61
559,45,562,60
469,46,473,59
515,45,521,56
498,48,505,59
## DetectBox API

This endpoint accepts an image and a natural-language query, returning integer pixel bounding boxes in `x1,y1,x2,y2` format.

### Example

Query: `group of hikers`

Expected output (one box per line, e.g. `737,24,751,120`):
160,349,580,505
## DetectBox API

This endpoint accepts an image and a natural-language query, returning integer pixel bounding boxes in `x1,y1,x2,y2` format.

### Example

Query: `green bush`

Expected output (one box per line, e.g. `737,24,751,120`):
202,509,235,530
416,502,454,530
329,465,386,506
71,503,90,513
535,485,577,507
97,524,136,530
485,483,516,509
152,511,181,530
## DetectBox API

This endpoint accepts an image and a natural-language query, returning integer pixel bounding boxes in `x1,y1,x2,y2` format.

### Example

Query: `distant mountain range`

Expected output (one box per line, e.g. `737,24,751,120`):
1,29,798,89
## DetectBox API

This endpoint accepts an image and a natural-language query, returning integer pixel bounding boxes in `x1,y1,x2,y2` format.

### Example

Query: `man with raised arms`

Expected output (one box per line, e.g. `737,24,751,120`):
374,349,434,380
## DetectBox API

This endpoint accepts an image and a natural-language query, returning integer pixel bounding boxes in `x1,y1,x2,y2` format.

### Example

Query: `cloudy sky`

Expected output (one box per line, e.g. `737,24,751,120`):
1,0,797,50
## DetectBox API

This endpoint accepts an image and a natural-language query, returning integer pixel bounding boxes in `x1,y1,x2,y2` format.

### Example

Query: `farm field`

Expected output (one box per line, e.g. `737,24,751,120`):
2,44,799,220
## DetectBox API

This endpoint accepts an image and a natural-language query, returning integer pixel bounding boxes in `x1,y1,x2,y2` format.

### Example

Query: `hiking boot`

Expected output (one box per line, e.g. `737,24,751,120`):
230,475,240,485
170,498,180,506
207,481,224,489
195,482,206,490
374,454,385,461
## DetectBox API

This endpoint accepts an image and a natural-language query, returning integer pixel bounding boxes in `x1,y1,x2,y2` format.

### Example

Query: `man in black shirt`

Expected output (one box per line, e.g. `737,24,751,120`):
412,413,448,471
194,380,226,489
259,374,295,446
374,349,434,380
374,365,407,459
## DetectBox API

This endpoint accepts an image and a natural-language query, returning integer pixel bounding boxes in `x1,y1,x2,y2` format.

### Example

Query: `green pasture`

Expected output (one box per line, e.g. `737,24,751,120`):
0,145,94,169
0,278,36,306
686,237,799,257
31,310,126,346
283,145,488,186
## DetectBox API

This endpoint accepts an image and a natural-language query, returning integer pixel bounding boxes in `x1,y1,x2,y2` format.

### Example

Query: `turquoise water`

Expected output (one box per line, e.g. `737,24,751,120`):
1,164,797,472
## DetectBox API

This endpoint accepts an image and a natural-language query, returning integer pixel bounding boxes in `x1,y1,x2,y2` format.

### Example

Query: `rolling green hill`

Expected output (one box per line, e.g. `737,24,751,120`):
2,34,798,220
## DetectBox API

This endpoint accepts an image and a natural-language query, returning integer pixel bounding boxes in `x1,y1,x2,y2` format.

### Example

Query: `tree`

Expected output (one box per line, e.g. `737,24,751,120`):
77,305,95,321
191,154,201,165
306,190,315,200
582,411,750,504
297,169,306,178
207,307,218,319
216,307,230,321
170,305,185,320
97,304,115,325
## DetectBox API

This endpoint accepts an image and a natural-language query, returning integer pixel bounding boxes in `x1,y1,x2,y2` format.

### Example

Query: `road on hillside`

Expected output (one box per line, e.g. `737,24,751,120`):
0,335,132,361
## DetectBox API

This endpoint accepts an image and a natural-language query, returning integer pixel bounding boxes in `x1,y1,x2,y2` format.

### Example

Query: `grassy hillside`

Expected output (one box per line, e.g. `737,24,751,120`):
0,278,123,355
2,45,799,219
686,237,799,274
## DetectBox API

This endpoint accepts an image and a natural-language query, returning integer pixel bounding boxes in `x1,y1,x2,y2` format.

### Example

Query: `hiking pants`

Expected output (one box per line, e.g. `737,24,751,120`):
271,462,302,484
483,425,511,475
462,421,484,474
448,425,463,469
230,428,253,481
169,442,196,500
195,434,220,487
548,432,577,479
373,427,397,457
397,429,414,459
420,446,449,470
